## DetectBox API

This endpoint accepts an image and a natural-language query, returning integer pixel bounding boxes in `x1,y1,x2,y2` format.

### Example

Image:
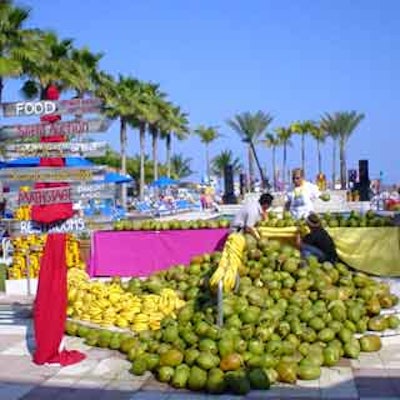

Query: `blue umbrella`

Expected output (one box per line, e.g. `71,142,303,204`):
65,157,94,167
151,176,178,188
103,172,133,184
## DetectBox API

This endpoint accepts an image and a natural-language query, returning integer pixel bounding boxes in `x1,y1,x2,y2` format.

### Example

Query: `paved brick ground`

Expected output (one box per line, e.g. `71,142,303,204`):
1,298,400,400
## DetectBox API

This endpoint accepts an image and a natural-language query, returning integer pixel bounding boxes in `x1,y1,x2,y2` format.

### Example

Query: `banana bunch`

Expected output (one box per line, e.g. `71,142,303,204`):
15,205,32,221
66,236,83,269
8,234,45,279
67,267,90,284
67,271,185,332
209,233,246,293
14,186,32,221
8,234,84,280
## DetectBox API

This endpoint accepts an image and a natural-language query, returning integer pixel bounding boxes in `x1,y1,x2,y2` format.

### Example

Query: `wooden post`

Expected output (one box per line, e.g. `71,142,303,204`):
25,251,31,297
217,280,224,327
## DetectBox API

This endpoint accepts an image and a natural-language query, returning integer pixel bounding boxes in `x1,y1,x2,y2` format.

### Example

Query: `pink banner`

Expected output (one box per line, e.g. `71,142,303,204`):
89,229,229,277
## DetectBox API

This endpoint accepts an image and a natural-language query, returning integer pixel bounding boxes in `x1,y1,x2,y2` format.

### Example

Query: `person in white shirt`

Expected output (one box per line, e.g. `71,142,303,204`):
231,193,274,238
285,168,321,219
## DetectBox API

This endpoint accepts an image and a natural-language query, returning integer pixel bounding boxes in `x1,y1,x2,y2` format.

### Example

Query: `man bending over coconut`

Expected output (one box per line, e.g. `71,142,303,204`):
231,193,274,239
296,212,338,263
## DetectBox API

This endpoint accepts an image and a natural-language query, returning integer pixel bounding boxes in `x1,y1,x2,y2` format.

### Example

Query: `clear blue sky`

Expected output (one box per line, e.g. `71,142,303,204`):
5,0,400,184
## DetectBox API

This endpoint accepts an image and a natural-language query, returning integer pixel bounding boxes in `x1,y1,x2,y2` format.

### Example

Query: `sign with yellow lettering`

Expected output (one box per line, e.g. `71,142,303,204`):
0,167,105,182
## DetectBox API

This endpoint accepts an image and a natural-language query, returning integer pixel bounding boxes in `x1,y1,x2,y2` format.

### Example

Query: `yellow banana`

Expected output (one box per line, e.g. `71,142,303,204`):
209,233,245,293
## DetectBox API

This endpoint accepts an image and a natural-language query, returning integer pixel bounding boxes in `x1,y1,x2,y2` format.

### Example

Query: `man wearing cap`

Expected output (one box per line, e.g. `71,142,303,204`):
297,212,338,263
231,193,274,239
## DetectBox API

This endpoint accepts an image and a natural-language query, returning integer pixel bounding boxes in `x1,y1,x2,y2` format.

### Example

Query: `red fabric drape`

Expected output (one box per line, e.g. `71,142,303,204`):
33,85,85,366
31,85,73,223
33,233,85,365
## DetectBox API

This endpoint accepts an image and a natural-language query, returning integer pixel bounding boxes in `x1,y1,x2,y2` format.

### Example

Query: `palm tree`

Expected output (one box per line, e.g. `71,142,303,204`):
275,126,293,190
102,78,157,200
211,150,242,180
263,132,280,191
290,120,314,174
95,73,142,207
160,105,189,178
126,154,154,184
147,86,166,181
194,125,220,183
226,111,273,190
321,111,365,189
309,123,327,175
64,46,103,98
20,30,74,99
0,0,31,102
170,153,193,179
335,111,365,189
320,113,340,189
129,80,160,200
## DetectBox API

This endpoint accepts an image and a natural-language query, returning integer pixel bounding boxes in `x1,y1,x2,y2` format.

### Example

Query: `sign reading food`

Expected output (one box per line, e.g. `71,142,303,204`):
2,98,103,117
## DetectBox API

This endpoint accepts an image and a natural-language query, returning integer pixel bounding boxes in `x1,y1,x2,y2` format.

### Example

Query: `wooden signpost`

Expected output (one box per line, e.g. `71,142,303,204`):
0,118,111,140
2,98,103,118
0,166,105,182
5,141,108,158
5,184,116,206
0,94,114,297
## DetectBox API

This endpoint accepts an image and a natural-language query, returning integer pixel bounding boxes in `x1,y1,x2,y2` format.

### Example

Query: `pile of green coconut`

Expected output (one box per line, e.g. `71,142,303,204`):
66,234,400,395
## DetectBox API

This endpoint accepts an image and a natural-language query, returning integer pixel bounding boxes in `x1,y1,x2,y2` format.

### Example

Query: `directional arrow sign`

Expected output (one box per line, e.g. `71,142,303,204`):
5,216,114,236
0,166,105,182
5,185,116,206
0,118,111,140
5,141,108,158
2,98,103,118
14,217,88,235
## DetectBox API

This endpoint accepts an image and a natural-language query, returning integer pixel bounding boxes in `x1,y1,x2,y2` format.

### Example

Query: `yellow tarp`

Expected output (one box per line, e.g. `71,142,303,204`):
259,227,400,277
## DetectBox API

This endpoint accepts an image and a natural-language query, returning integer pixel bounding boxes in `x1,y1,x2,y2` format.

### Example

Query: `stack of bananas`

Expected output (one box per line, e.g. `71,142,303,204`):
67,268,185,332
209,232,246,293
66,236,83,269
14,186,32,221
8,235,46,279
8,234,84,280
14,205,31,221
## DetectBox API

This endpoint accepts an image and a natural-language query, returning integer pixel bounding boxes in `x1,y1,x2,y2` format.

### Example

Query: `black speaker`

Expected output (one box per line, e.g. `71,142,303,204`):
223,164,237,204
358,160,370,201
359,160,369,183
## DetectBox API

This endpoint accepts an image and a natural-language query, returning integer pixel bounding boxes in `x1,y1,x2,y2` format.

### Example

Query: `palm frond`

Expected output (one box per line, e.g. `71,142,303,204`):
194,125,220,144
211,149,242,177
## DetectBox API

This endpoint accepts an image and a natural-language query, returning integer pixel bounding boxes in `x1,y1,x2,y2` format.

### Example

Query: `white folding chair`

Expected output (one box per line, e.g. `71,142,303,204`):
1,237,13,266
